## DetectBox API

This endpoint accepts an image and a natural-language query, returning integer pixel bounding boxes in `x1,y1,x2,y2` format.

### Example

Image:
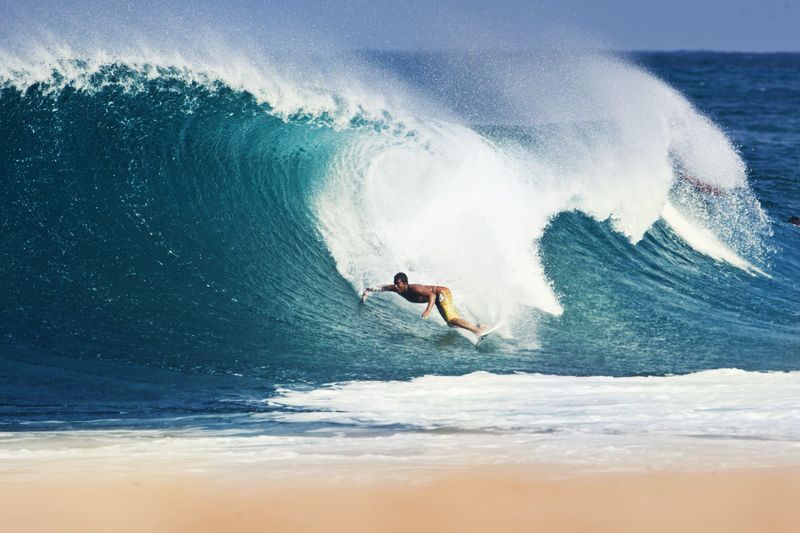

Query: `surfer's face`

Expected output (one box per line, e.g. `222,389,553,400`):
394,279,408,293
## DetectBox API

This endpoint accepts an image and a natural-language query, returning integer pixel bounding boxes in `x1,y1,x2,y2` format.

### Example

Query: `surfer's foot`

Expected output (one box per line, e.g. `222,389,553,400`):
475,330,490,346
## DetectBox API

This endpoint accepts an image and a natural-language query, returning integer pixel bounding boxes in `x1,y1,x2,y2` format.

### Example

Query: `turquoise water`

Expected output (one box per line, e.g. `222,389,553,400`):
1,50,799,443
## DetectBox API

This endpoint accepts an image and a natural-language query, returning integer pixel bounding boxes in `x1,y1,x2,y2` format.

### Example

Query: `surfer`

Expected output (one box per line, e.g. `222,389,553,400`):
361,272,486,337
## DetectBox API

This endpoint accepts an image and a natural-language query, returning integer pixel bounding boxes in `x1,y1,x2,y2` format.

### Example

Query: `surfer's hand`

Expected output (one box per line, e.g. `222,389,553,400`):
360,290,370,303
421,309,430,319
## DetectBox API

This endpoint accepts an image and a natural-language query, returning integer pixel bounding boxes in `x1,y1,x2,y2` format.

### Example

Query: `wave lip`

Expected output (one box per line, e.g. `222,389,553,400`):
661,202,767,276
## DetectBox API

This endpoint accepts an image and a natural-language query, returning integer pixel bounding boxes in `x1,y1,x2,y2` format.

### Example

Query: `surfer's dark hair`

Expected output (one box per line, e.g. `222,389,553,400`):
393,272,408,284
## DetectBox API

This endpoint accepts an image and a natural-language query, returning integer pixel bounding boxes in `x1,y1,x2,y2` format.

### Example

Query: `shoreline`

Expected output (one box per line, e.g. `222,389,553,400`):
4,428,800,484
2,466,799,532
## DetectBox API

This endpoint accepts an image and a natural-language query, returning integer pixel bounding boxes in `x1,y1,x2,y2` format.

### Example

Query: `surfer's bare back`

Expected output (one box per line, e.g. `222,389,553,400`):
361,272,485,336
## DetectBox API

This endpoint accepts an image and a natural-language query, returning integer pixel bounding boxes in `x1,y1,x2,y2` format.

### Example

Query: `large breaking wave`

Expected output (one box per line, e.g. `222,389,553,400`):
1,46,784,383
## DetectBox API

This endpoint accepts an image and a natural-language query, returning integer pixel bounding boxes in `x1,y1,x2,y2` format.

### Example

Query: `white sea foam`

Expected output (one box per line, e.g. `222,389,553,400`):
315,121,563,342
268,369,800,440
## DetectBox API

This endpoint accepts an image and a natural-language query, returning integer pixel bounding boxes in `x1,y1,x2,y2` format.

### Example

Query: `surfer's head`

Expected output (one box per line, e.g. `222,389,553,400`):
393,272,409,293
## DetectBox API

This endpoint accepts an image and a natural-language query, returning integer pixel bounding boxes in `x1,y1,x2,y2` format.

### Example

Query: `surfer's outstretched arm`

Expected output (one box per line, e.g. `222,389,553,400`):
360,284,395,303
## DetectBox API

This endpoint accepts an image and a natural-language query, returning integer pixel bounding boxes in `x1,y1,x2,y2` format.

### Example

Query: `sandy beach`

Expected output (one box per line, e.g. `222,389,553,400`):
2,467,799,533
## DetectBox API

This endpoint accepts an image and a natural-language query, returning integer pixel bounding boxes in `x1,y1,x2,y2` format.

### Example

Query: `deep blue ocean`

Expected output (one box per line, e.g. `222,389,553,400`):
1,50,799,441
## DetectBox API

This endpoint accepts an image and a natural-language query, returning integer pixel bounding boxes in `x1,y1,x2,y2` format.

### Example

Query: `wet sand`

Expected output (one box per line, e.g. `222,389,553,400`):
2,467,799,533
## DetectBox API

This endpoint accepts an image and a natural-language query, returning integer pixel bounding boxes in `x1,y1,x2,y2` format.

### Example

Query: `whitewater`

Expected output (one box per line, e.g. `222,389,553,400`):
2,39,799,475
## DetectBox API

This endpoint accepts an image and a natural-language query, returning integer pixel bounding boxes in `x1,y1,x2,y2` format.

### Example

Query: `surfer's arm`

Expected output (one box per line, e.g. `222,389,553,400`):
360,284,395,302
421,292,436,319
416,288,436,319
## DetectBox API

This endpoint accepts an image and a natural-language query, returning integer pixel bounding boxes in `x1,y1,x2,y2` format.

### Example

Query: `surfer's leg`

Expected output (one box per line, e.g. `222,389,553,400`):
446,317,483,335
435,288,485,336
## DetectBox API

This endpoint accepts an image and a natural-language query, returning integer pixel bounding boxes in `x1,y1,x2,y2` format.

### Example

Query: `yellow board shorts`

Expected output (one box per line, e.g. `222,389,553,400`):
435,287,461,324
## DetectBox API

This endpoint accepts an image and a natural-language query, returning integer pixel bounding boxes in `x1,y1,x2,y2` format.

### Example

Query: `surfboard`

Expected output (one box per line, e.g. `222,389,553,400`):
475,323,501,347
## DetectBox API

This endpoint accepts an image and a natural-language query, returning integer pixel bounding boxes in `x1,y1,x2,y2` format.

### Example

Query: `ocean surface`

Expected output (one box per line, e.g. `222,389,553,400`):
1,48,799,475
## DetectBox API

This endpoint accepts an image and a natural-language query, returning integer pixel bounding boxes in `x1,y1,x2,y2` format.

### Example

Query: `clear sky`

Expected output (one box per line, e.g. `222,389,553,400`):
202,0,800,52
2,0,799,52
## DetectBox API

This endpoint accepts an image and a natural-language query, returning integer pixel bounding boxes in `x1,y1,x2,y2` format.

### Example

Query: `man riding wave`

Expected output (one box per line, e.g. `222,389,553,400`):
361,272,486,337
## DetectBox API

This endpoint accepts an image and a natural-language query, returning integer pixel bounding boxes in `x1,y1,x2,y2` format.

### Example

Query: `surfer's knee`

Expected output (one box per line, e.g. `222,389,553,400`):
446,318,464,328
